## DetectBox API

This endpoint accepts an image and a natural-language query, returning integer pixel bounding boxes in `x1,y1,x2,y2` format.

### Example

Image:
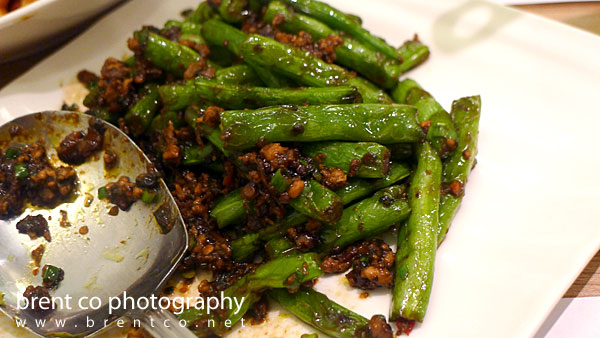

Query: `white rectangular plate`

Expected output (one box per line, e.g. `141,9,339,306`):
1,0,600,337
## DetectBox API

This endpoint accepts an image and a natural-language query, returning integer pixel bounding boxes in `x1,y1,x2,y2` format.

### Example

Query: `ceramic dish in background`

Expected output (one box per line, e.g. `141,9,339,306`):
0,0,123,63
0,0,600,337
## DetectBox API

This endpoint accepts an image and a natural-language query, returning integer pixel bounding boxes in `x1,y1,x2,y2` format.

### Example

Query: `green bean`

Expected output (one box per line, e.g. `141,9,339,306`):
184,1,217,23
216,0,247,23
231,164,409,261
147,111,185,134
202,20,389,101
215,64,262,85
159,78,360,110
270,169,290,192
178,33,205,46
97,186,108,200
265,2,428,89
202,19,247,56
240,33,391,101
14,163,29,179
265,237,295,259
303,142,390,178
202,19,290,86
178,253,322,333
388,143,414,161
334,163,411,203
289,180,343,225
319,185,410,253
182,143,215,166
124,84,161,136
220,104,422,150
392,79,458,158
164,20,202,35
391,141,442,323
240,34,352,87
269,287,369,338
438,96,481,245
246,59,295,88
231,210,308,261
211,189,245,229
278,0,402,61
4,148,19,159
397,39,430,74
231,233,261,261
141,190,158,204
134,29,202,78
82,78,101,108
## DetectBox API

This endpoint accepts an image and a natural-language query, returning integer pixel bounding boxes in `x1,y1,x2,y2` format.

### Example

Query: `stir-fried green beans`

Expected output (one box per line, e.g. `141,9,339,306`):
77,1,482,335
269,287,369,338
178,253,322,332
303,141,391,178
278,0,402,61
220,104,423,150
159,79,360,110
438,96,481,245
392,78,458,158
391,141,442,322
319,185,411,253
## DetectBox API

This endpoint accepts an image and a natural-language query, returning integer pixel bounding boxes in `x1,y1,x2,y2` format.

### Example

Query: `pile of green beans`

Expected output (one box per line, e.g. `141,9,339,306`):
79,0,482,336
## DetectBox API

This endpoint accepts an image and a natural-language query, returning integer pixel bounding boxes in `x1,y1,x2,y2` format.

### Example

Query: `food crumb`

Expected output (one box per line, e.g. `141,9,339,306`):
360,291,369,299
102,247,124,262
84,193,94,207
108,205,119,216
79,226,89,235
59,210,71,227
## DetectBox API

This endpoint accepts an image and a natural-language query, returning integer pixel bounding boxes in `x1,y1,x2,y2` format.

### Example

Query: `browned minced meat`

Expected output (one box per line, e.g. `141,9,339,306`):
96,57,136,113
77,70,98,86
172,171,220,221
1,143,78,218
355,315,393,338
103,149,118,170
245,295,269,325
237,143,315,233
322,239,395,290
441,180,463,197
16,215,51,242
59,210,71,227
287,178,305,199
9,124,25,137
161,26,182,42
160,122,182,167
200,106,222,127
31,244,45,267
197,263,255,297
105,176,144,211
319,165,348,190
180,39,211,58
242,12,276,38
41,265,64,289
131,59,163,84
57,118,105,165
286,226,319,252
22,285,54,313
171,171,234,273
273,31,343,63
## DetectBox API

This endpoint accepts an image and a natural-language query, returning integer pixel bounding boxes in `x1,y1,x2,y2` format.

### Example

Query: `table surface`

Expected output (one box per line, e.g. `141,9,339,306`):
1,1,600,299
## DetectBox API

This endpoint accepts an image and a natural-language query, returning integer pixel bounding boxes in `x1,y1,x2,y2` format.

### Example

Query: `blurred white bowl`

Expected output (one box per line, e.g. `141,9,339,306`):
0,0,123,63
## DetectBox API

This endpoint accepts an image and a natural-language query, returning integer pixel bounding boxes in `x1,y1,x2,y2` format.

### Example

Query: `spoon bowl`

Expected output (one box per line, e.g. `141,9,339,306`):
0,111,189,337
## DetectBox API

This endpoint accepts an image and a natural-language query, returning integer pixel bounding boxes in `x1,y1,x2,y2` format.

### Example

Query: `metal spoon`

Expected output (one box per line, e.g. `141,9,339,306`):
0,111,195,337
